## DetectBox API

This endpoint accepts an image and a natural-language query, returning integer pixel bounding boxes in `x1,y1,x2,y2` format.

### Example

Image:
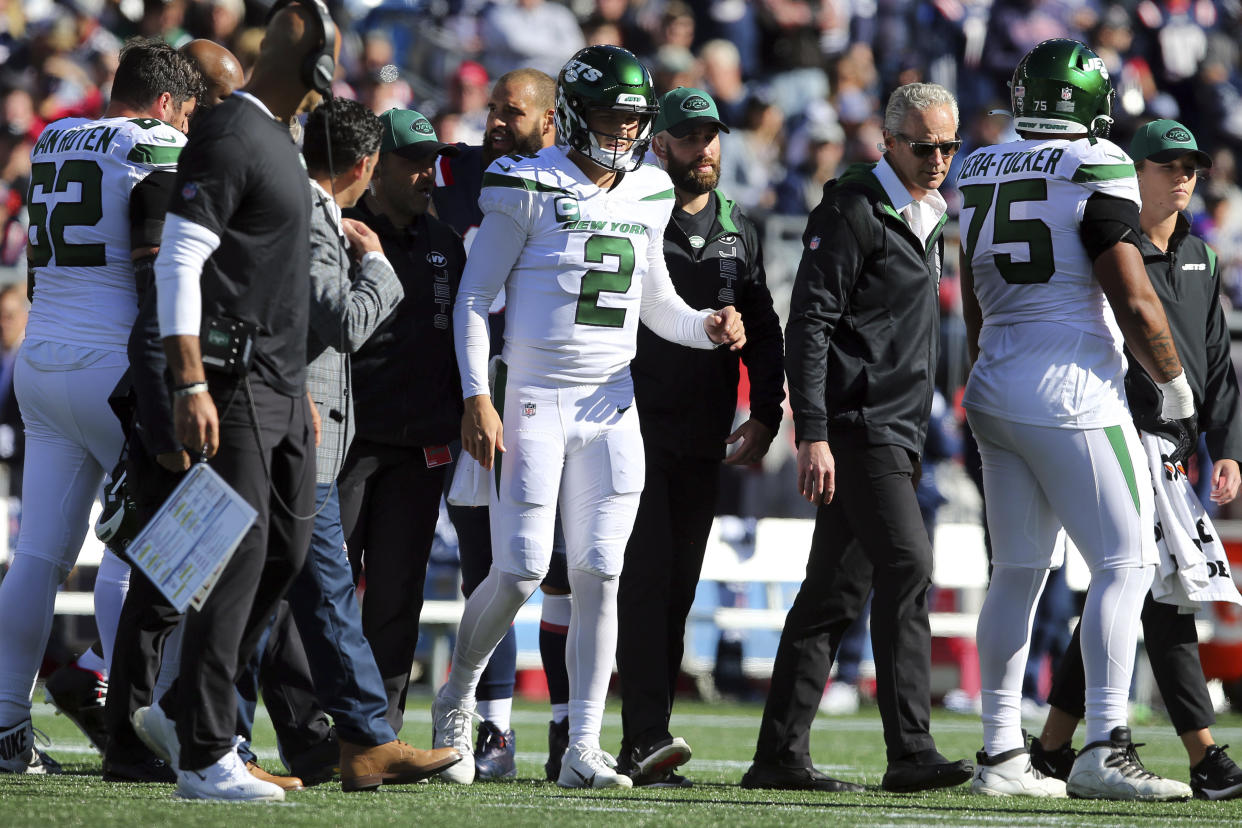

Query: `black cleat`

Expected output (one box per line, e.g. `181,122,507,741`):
544,718,569,782
474,720,517,780
44,662,109,753
1029,737,1076,782
1191,744,1242,801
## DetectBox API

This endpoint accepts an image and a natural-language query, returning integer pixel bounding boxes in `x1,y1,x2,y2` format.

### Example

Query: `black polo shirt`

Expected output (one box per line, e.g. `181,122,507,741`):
167,92,311,397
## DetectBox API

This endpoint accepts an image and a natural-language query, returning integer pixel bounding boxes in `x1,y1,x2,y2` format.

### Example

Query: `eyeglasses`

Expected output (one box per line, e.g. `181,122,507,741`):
893,132,962,158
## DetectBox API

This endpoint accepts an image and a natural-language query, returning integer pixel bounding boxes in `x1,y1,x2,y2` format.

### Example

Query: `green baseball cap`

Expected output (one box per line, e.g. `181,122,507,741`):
653,87,731,138
1129,119,1211,168
378,108,460,160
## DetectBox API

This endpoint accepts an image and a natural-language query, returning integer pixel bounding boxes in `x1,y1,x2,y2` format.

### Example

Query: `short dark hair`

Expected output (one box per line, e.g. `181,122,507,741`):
112,37,202,110
303,98,383,176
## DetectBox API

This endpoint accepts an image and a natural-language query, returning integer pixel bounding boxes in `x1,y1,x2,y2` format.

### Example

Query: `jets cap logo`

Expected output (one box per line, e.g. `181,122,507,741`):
681,95,711,113
412,118,434,135
1164,126,1193,143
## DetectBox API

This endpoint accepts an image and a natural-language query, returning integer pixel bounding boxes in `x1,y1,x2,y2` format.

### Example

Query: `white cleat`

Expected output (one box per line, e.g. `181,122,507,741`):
0,720,60,775
557,742,634,789
132,704,180,768
174,740,284,802
1067,727,1192,801
431,686,476,784
970,748,1067,797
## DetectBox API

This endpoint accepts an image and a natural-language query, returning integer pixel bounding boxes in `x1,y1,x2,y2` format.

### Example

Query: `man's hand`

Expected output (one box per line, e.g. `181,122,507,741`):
307,391,321,447
1212,458,1241,505
461,394,504,470
342,218,383,260
705,305,746,351
173,391,219,459
156,450,190,472
724,418,775,466
796,439,835,504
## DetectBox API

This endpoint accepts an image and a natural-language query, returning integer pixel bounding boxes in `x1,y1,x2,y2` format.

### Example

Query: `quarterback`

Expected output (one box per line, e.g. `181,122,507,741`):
959,39,1193,800
435,44,744,789
0,38,198,774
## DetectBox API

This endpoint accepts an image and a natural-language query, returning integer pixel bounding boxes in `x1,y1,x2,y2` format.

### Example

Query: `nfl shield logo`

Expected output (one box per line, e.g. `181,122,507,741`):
1061,87,1073,100
522,401,537,417
809,236,821,251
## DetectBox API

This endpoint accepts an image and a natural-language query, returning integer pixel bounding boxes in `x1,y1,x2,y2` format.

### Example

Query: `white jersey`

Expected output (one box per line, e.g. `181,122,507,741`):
958,136,1140,429
25,116,185,351
454,146,711,395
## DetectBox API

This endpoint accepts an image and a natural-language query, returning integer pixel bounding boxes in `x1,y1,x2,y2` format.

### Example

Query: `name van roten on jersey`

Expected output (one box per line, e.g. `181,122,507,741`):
957,147,1068,181
31,123,125,157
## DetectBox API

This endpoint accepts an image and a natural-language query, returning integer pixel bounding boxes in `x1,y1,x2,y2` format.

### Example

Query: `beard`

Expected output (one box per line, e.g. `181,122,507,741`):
482,124,545,165
665,153,720,195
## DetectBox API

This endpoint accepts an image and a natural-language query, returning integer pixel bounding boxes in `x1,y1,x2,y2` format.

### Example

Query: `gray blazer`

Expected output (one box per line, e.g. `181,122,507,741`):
305,181,404,485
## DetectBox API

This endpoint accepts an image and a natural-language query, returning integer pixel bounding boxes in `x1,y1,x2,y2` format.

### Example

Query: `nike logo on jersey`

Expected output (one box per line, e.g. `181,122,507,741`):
497,162,512,172
151,134,178,144
1105,151,1127,162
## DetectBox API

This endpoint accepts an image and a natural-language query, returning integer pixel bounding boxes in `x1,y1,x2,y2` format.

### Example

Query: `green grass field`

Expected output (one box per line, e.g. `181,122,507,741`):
4,695,1242,826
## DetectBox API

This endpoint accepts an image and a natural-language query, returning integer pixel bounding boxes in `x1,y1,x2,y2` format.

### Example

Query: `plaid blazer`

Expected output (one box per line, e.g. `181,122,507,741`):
305,182,403,484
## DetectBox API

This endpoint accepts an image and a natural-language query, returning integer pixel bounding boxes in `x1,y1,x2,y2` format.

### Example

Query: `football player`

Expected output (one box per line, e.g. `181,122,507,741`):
0,38,198,775
434,44,744,788
958,38,1193,800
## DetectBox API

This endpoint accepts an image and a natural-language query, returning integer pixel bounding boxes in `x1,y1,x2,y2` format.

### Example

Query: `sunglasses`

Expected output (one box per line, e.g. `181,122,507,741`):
893,132,962,158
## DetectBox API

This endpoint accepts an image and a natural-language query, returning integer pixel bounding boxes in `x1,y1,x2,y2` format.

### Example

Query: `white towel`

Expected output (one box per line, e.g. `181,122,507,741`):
446,356,503,508
1143,432,1242,612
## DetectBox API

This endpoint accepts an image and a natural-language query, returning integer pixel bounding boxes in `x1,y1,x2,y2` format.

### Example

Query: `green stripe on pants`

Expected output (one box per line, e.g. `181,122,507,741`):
1104,424,1140,514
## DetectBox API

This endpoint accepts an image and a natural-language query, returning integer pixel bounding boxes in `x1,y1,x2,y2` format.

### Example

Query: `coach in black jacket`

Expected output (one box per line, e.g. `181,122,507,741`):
742,83,971,794
338,109,466,734
616,88,785,786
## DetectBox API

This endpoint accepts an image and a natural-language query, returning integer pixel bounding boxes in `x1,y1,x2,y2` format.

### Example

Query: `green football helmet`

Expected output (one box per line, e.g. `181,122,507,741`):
555,45,659,172
1010,38,1115,137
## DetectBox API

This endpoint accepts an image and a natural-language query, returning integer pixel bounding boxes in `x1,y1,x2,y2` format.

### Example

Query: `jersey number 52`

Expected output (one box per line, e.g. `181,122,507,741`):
26,160,106,268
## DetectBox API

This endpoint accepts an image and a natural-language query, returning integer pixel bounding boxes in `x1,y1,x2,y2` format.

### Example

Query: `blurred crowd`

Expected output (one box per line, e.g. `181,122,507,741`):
4,0,1242,511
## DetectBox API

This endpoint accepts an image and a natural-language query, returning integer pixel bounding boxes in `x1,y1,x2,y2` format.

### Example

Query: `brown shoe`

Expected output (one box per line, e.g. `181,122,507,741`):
246,760,305,791
339,739,462,792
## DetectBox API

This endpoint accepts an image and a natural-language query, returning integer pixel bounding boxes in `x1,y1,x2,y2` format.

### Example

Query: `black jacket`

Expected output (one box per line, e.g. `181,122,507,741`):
344,198,465,448
632,192,785,459
785,162,946,456
1126,214,1242,462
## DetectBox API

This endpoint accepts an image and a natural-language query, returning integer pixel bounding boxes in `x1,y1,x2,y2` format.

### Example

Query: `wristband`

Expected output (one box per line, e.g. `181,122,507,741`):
1157,371,1195,420
172,382,209,399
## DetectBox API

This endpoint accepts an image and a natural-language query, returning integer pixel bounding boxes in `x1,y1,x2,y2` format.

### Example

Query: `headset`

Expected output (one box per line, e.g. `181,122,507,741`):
266,0,336,97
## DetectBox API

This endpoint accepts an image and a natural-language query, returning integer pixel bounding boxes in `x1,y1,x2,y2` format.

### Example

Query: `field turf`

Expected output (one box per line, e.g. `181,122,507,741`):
4,695,1242,826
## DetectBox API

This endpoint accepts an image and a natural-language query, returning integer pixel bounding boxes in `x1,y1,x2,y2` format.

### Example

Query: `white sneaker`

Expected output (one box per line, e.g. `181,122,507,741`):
132,704,180,767
558,742,634,789
1066,727,1192,801
175,741,284,802
431,686,476,784
819,681,860,715
0,720,60,775
970,748,1067,797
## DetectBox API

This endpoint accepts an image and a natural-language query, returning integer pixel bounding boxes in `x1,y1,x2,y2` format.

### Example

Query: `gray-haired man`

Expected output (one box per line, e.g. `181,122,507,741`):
741,82,972,794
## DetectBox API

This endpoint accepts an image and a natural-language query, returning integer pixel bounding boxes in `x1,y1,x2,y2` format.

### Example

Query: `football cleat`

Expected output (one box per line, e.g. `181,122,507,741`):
970,747,1067,797
132,704,180,768
44,661,110,753
557,742,633,789
1067,726,1191,801
1191,744,1242,801
545,718,569,782
474,720,516,780
0,720,62,775
431,686,476,784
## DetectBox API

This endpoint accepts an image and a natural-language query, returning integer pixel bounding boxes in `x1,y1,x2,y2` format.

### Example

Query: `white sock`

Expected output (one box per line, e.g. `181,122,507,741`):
75,647,106,676
541,591,572,627
0,555,61,722
977,564,1048,757
476,698,513,732
1081,564,1153,744
93,548,131,678
551,704,569,723
445,567,540,706
153,621,183,703
565,568,618,750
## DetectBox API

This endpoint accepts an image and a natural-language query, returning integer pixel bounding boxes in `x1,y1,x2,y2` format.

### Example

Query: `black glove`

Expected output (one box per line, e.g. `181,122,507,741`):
1144,412,1198,470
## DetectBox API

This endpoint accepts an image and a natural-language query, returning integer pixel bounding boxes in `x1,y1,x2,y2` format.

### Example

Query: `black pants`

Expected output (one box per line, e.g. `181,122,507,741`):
163,380,316,771
1047,591,1215,735
103,438,186,762
617,445,719,756
338,439,446,735
753,435,936,766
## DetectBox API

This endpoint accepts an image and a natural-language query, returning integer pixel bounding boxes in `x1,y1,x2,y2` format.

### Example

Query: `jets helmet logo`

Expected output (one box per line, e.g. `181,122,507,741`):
681,95,711,113
562,59,604,84
1082,56,1109,79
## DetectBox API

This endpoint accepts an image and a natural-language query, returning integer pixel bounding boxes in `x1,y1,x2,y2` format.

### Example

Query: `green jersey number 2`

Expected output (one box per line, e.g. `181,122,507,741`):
576,234,634,328
26,159,106,268
960,179,1054,285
